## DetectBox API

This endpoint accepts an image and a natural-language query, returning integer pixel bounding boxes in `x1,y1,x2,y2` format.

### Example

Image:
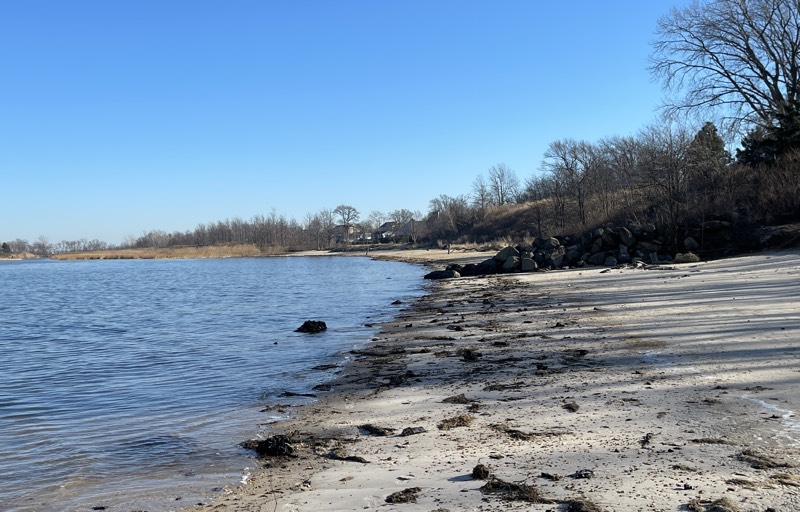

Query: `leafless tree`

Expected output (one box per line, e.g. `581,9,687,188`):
471,174,491,215
650,0,800,132
487,163,520,206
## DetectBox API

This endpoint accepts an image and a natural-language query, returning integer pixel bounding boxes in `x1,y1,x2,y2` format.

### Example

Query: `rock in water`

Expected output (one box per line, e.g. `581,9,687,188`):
295,320,327,333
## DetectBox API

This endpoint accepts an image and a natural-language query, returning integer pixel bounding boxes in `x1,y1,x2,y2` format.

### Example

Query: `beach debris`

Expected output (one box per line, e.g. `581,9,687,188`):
540,472,562,481
326,446,370,463
438,413,474,430
479,477,550,503
640,432,655,448
400,426,426,436
491,423,571,440
280,391,317,398
295,320,327,333
358,424,395,436
770,472,800,486
388,370,416,386
483,381,527,392
686,496,741,512
563,498,606,512
563,401,580,412
569,469,595,479
690,438,735,445
441,393,470,404
385,487,422,503
240,434,295,457
311,363,338,371
737,448,793,469
460,348,481,361
472,464,491,480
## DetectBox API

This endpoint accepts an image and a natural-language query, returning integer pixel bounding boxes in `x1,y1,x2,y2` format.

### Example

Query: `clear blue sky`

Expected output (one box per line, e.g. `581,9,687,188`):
1,1,688,245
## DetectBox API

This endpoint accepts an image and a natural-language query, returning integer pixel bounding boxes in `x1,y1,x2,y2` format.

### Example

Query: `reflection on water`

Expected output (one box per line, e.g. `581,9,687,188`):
0,257,425,511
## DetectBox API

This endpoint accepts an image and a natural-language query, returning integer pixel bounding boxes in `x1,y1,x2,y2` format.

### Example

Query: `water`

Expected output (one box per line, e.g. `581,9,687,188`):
0,256,426,511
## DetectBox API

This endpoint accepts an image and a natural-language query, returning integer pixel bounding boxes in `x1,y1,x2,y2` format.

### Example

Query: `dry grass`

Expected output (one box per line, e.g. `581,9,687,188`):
51,244,265,260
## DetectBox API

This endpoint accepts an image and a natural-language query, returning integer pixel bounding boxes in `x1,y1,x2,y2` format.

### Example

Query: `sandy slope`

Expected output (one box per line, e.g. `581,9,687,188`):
194,249,800,512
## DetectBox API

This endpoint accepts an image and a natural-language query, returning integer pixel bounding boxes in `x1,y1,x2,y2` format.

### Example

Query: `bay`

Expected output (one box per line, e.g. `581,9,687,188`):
0,256,426,511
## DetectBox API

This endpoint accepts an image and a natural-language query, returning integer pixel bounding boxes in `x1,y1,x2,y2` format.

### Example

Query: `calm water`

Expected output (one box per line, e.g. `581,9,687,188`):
0,256,426,512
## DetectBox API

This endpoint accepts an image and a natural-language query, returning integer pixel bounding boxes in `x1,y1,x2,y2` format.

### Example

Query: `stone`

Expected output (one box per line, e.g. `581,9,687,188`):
502,256,520,272
295,320,327,333
674,252,701,263
618,226,636,248
604,256,618,267
521,257,537,272
424,269,460,280
587,252,607,266
684,236,700,252
494,246,520,263
548,245,567,268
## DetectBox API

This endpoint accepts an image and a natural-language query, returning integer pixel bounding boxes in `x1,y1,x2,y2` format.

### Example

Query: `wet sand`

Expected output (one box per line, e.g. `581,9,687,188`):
193,248,800,511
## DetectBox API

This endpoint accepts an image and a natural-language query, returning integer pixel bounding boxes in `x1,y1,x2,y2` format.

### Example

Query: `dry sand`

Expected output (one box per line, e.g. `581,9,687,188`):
194,249,800,512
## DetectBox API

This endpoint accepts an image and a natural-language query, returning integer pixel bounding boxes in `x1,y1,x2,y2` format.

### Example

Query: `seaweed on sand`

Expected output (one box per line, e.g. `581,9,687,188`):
479,477,551,503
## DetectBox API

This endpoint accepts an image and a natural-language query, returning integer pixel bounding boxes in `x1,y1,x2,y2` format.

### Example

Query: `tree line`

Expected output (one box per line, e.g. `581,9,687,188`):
6,0,800,258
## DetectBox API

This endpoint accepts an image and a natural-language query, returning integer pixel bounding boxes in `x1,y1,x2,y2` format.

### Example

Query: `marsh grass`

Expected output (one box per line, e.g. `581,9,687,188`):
51,244,265,260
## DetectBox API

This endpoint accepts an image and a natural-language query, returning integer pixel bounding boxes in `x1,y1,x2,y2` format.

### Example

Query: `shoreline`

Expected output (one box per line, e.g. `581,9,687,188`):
193,249,800,511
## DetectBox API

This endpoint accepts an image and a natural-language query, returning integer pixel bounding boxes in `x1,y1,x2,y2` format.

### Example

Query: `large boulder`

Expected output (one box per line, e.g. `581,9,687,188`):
424,269,460,280
502,256,520,272
587,252,607,266
477,258,500,274
521,257,537,272
494,245,520,263
618,227,636,248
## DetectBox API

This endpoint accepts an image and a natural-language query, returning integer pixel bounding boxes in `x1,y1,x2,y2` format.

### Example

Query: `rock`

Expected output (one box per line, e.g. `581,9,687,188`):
400,426,426,436
521,257,537,272
494,245,520,263
618,226,636,248
638,241,661,252
684,236,700,252
477,258,500,274
618,244,632,264
587,252,607,266
459,263,479,276
548,245,567,268
590,238,603,254
604,255,618,267
502,256,520,272
424,269,460,280
674,252,701,263
601,228,618,249
295,320,327,333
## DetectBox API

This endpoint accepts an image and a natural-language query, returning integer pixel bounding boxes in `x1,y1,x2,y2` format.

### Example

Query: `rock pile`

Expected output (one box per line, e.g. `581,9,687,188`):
425,224,702,280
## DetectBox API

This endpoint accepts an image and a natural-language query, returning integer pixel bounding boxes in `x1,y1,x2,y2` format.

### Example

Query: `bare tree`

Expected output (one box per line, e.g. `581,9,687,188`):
487,163,520,205
651,0,800,132
542,140,598,226
471,174,491,215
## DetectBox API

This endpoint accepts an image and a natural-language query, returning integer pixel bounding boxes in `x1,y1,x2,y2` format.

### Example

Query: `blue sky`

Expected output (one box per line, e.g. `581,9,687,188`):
1,1,688,245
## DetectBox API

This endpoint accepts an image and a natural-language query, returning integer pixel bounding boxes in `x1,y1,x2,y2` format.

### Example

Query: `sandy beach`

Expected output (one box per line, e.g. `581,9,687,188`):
194,248,800,512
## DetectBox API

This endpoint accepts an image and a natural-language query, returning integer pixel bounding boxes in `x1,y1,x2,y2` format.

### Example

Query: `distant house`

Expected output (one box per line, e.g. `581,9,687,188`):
376,219,417,243
332,224,357,244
